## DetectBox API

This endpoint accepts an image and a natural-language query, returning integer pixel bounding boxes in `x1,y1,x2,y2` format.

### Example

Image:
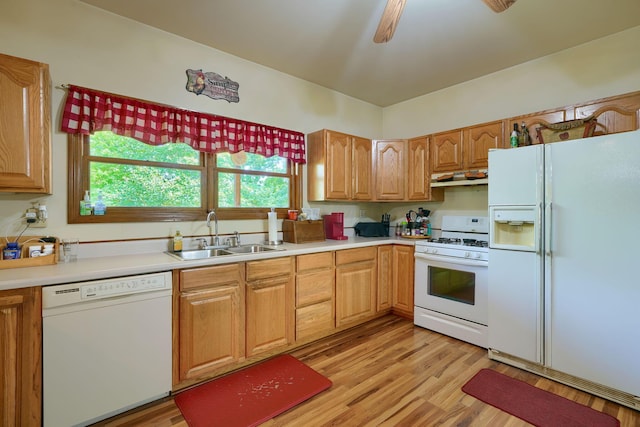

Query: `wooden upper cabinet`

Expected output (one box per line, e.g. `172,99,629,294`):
407,136,428,200
433,121,504,173
572,91,640,136
325,131,351,200
307,129,372,201
507,91,640,144
352,136,374,200
431,130,463,173
463,120,503,169
0,53,51,193
506,110,567,145
373,139,406,201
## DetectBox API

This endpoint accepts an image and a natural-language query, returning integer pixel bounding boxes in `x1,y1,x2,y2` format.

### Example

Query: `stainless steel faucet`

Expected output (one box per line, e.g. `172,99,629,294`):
206,210,221,246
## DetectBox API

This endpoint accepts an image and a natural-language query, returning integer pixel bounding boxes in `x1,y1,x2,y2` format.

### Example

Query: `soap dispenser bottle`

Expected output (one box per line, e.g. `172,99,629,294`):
173,230,183,252
94,191,106,215
80,191,92,215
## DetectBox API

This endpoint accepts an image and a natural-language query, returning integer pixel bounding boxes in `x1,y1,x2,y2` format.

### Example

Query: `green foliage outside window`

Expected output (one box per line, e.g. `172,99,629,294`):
87,131,291,210
89,132,201,208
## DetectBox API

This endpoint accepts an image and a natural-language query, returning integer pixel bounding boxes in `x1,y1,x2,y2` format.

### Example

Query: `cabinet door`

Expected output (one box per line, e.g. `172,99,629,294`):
392,245,415,318
377,245,393,312
0,53,51,193
431,130,463,173
325,131,352,200
246,275,294,356
407,136,430,200
0,287,42,427
178,285,243,381
352,136,373,200
336,249,377,327
573,91,640,136
373,139,406,200
464,121,503,169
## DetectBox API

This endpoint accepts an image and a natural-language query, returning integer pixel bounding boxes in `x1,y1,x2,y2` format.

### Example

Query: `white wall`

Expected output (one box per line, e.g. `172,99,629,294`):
0,0,382,243
1,0,638,243
382,26,640,138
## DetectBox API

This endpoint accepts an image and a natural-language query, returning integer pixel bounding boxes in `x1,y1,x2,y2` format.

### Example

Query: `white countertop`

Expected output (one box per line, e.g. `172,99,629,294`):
0,237,414,291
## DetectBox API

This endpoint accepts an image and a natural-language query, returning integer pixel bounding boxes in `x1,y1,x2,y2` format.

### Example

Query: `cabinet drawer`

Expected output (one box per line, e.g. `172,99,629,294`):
296,270,334,307
179,263,243,291
296,300,334,341
335,247,377,266
246,257,293,281
296,252,333,272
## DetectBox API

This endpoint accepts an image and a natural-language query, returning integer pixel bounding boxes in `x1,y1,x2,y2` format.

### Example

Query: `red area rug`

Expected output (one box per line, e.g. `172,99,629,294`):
174,354,332,427
462,369,620,427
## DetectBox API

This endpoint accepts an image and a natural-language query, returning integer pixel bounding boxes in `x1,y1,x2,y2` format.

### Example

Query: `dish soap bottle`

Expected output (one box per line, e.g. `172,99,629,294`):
173,230,183,252
80,190,92,215
94,191,106,215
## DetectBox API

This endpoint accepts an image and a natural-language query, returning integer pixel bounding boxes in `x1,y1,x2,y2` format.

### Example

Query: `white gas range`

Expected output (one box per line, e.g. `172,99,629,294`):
414,215,489,348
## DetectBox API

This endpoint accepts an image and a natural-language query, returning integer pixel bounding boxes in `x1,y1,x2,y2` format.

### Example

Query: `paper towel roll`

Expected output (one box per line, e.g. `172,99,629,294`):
268,211,278,243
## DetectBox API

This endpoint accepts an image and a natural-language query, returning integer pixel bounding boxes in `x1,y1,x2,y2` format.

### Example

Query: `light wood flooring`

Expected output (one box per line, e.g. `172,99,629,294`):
95,315,640,426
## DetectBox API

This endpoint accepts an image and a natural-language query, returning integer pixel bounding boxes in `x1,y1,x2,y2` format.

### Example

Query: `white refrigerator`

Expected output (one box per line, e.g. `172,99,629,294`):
488,130,640,401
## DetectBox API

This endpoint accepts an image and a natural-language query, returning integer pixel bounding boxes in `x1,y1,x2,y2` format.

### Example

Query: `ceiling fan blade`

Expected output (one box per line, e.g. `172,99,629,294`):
374,0,407,43
482,0,517,13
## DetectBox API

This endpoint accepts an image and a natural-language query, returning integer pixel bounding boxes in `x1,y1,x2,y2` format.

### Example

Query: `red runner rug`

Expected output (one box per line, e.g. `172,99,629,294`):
174,354,332,427
462,369,620,427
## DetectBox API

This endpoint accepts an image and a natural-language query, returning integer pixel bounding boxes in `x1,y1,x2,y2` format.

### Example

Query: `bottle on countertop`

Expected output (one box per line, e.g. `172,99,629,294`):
94,191,106,215
510,123,520,148
520,121,530,146
173,230,183,252
80,190,92,215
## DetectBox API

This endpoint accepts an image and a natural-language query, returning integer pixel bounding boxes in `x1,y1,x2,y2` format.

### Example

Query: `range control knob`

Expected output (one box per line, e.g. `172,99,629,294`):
464,252,471,258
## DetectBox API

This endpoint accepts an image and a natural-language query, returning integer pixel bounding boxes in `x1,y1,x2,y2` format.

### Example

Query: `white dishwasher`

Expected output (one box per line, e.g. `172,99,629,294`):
42,271,173,427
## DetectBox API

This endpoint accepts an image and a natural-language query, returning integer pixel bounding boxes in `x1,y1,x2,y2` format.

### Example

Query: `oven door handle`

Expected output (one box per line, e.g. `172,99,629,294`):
414,252,488,267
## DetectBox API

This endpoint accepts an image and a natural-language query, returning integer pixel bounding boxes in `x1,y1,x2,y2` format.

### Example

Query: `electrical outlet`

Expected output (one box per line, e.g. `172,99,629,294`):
31,218,47,228
26,207,47,228
359,209,366,217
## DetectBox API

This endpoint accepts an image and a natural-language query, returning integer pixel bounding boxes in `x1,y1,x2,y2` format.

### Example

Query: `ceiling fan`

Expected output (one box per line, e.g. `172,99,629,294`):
373,0,517,43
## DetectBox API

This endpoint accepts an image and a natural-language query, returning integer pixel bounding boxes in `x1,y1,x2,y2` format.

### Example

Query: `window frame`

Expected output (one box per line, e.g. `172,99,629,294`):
67,134,302,223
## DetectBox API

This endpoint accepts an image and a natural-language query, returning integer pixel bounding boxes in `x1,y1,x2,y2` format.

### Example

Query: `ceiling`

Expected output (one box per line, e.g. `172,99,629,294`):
81,0,640,107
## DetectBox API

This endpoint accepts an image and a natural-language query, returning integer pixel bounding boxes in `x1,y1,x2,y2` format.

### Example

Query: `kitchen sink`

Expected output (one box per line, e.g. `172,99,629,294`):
167,248,234,260
167,244,284,260
225,244,282,254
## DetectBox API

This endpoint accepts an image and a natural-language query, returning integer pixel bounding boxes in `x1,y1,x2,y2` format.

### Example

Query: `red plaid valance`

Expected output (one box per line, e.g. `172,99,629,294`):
61,85,306,164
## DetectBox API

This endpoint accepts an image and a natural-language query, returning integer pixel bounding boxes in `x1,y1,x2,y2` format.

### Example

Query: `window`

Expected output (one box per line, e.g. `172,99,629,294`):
68,131,301,223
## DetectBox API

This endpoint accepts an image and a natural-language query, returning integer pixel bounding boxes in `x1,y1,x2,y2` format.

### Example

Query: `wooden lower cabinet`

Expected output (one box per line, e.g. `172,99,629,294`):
392,245,415,318
173,246,414,389
174,264,245,385
295,252,335,341
245,257,295,357
335,247,377,328
0,287,41,427
377,245,393,312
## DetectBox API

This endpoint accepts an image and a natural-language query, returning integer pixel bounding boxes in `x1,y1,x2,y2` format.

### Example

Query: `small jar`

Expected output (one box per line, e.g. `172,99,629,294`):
3,242,21,260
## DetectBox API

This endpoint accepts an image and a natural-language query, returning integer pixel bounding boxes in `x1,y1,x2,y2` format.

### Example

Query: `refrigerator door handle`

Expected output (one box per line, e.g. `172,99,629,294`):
545,202,552,257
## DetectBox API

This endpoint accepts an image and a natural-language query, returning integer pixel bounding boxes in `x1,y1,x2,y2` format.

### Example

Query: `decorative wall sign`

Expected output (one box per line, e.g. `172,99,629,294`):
185,69,239,103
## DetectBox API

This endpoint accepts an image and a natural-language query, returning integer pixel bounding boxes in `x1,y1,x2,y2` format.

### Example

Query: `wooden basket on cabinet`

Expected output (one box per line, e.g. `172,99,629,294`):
0,236,59,269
